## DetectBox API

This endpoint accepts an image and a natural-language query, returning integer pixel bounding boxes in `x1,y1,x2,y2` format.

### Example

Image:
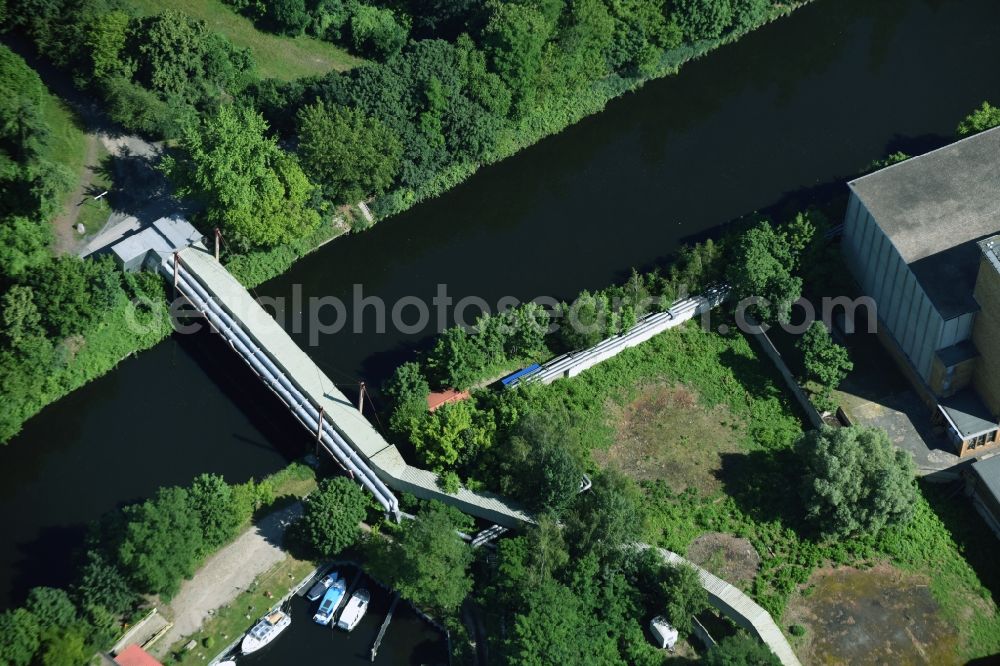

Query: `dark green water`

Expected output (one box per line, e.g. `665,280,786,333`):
2,0,1000,658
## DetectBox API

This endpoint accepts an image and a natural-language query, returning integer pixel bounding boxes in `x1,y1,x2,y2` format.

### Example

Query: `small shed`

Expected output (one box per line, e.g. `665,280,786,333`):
113,645,163,666
649,616,679,651
969,454,1000,539
427,388,471,412
111,216,203,272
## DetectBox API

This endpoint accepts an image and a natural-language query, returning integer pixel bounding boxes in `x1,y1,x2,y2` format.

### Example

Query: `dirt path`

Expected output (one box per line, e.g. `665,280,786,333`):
151,502,303,657
52,133,100,255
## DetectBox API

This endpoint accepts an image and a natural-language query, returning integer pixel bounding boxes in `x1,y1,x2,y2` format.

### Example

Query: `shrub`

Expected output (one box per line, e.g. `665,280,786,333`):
797,425,917,540
349,5,408,59
297,477,368,557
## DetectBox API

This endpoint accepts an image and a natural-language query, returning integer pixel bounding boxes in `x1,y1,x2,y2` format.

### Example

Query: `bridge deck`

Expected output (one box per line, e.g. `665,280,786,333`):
177,247,532,528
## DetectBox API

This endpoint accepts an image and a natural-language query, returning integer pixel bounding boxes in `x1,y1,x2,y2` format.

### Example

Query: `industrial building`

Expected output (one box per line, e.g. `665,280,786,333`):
842,126,1000,456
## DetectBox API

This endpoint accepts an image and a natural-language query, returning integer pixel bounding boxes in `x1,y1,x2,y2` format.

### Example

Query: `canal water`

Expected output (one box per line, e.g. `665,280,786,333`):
2,0,1000,632
238,568,448,666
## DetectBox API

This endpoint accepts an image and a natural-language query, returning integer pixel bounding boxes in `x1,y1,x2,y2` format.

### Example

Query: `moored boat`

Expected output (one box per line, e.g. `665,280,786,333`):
336,588,371,631
241,609,291,654
305,571,339,602
312,578,347,625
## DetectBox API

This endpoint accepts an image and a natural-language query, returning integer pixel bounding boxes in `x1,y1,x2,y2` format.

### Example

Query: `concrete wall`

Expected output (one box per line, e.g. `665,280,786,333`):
973,256,1000,415
843,192,974,385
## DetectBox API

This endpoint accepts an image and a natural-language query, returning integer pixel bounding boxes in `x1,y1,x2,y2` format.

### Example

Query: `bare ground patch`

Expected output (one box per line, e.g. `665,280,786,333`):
784,563,959,665
594,383,743,493
686,533,761,587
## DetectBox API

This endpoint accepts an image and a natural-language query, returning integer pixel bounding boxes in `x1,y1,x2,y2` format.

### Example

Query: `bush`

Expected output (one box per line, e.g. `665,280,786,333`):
957,101,1000,136
790,623,806,637
349,5,408,60
797,426,917,540
704,634,781,665
296,477,368,557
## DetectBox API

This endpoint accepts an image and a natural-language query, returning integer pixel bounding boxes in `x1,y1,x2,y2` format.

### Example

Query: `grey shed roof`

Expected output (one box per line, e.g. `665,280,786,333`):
111,216,203,266
972,454,1000,506
848,126,1000,320
939,388,998,439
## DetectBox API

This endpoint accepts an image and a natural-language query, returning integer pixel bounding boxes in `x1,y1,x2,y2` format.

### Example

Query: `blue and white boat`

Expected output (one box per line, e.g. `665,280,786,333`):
312,577,347,625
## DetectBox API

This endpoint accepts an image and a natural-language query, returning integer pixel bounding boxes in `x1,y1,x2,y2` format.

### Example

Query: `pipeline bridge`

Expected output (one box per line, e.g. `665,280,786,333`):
161,246,531,527
158,244,800,666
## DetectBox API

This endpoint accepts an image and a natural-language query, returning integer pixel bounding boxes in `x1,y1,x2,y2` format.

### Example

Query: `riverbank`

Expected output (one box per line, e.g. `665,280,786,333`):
229,2,808,289
0,3,809,444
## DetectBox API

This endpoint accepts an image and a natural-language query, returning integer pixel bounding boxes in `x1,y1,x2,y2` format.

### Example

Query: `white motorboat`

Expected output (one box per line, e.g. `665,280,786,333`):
336,588,371,631
241,609,291,654
312,578,347,625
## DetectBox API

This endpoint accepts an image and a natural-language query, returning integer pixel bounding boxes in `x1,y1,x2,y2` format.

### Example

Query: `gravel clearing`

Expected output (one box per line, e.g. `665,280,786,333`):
151,502,303,656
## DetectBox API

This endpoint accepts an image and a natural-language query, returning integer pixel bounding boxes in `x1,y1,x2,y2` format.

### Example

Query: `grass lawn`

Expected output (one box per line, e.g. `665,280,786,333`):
127,0,363,80
36,83,88,230
160,555,317,666
534,317,1000,660
594,383,744,494
75,143,113,235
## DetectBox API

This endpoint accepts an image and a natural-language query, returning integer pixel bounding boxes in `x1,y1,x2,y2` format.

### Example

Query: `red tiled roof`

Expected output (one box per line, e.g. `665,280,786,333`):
427,388,471,412
115,645,163,666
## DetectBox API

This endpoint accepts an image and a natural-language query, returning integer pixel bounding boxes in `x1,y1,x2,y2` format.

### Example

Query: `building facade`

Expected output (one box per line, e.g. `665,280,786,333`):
842,127,1000,456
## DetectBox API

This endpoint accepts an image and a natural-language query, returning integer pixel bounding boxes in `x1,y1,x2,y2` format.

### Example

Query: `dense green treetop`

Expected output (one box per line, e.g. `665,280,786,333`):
297,100,402,204
797,425,916,540
297,477,368,557
164,104,320,249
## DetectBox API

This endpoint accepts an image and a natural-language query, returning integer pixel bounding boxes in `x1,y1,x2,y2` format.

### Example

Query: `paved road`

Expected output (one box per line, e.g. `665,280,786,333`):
151,502,303,657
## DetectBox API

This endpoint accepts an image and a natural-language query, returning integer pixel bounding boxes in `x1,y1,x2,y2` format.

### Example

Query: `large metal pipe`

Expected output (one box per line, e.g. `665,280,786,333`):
165,256,399,517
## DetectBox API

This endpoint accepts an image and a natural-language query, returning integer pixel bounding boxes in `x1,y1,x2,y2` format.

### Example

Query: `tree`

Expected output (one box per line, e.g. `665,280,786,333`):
408,399,495,472
672,0,734,41
73,550,137,618
189,473,244,550
384,361,430,434
0,216,51,280
704,634,781,665
797,426,916,540
129,11,254,105
0,608,40,666
657,563,708,635
503,411,584,515
957,101,1000,136
296,101,402,204
506,577,602,665
83,10,132,81
24,587,76,634
37,626,89,666
116,486,204,596
559,290,609,350
482,0,553,117
267,0,309,35
726,220,803,323
797,321,852,407
566,469,646,566
730,0,771,33
164,104,320,249
1,285,43,348
297,477,368,557
365,501,473,612
349,5,409,59
426,326,484,389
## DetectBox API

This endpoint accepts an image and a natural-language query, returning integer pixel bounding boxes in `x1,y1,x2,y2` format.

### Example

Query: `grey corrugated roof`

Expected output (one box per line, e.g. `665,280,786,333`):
940,388,998,438
848,127,1000,319
972,454,1000,505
